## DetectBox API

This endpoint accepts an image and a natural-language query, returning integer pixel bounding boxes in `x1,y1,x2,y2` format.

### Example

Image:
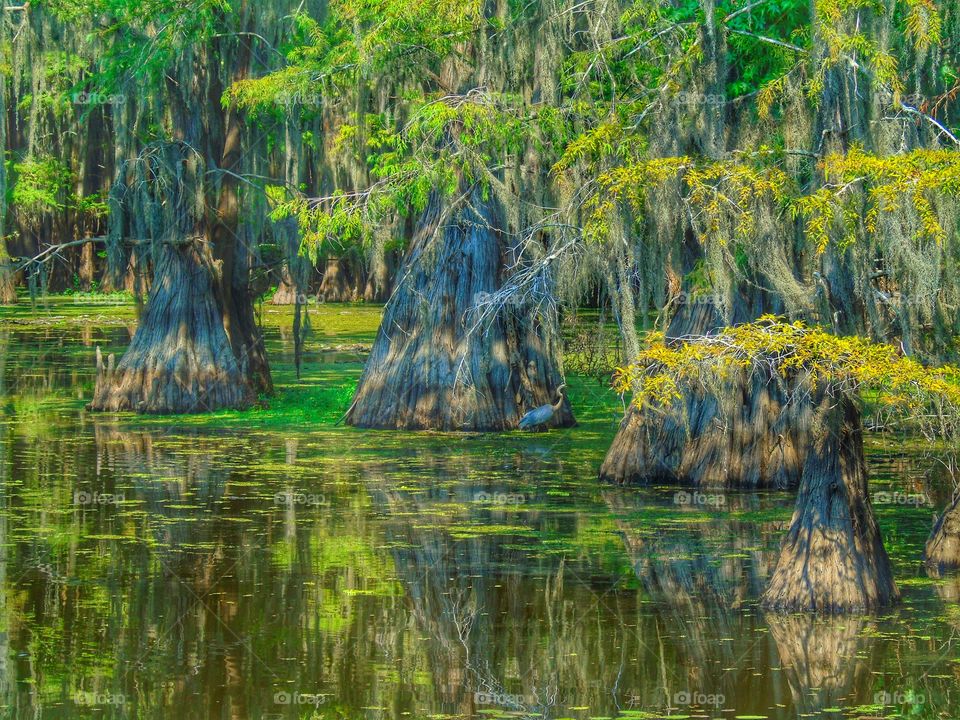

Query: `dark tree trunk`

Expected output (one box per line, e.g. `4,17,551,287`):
219,229,272,396
0,238,16,305
89,242,254,413
211,83,273,397
924,494,960,575
345,189,573,431
100,249,148,296
271,264,304,305
78,233,95,292
761,395,898,613
319,257,360,302
599,300,811,488
362,250,395,303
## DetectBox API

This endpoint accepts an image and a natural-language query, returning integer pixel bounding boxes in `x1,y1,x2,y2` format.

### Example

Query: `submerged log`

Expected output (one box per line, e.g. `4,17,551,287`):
89,242,254,413
345,189,573,431
761,395,898,613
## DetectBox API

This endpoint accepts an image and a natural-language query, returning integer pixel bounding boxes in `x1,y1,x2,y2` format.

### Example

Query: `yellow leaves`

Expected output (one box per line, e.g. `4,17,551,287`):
619,318,960,438
758,75,789,120
797,147,960,252
904,0,942,51
552,121,625,178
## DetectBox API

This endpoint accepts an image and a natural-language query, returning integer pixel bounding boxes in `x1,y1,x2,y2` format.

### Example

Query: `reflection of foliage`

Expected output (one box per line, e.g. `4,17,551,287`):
562,311,621,384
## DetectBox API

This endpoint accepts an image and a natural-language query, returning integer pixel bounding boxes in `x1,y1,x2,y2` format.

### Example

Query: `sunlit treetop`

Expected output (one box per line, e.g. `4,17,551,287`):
267,90,563,257
615,316,960,441
228,0,487,113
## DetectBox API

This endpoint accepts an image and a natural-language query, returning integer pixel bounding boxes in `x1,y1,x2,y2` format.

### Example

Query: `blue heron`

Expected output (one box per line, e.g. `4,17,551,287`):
518,384,567,430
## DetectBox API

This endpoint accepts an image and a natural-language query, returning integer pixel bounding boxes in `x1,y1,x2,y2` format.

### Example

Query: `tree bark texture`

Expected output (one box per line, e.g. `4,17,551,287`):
90,242,254,413
761,395,898,613
345,189,574,431
924,493,960,575
599,300,811,488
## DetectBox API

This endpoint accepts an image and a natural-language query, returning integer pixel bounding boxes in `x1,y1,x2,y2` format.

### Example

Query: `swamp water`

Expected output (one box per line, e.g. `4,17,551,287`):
0,299,955,719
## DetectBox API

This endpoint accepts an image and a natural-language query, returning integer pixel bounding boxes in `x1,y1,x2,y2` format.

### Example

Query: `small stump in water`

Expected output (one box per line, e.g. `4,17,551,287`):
612,317,960,613
599,303,810,489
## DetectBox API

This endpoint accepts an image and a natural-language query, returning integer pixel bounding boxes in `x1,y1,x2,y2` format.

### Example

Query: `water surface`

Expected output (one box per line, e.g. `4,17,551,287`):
0,299,955,719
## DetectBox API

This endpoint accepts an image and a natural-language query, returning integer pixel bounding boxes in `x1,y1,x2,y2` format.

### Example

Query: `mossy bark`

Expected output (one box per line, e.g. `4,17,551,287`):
89,242,253,413
599,300,811,488
761,395,898,613
924,494,960,575
346,189,573,431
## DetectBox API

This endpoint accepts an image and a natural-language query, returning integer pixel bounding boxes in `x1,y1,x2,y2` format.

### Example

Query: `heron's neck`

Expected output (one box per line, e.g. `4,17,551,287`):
552,394,564,411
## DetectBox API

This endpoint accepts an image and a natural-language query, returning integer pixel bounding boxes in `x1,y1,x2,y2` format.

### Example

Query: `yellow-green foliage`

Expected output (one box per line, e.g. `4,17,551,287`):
759,0,944,115
615,316,960,438
793,147,960,251
579,154,793,245
228,0,486,112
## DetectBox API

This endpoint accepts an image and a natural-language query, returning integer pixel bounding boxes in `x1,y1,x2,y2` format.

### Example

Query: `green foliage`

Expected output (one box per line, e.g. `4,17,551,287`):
10,155,109,230
228,0,487,112
38,0,232,92
10,156,73,219
269,93,542,257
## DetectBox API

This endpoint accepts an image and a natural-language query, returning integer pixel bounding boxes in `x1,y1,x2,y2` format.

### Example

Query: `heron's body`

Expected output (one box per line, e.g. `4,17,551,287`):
518,384,566,430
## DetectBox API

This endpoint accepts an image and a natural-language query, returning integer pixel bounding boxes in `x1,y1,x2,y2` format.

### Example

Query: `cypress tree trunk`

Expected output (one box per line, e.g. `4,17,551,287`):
345,189,573,431
319,257,360,302
271,264,303,305
0,76,14,305
761,395,898,613
78,233,95,292
599,300,811,488
0,239,16,305
924,494,960,575
89,241,253,413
